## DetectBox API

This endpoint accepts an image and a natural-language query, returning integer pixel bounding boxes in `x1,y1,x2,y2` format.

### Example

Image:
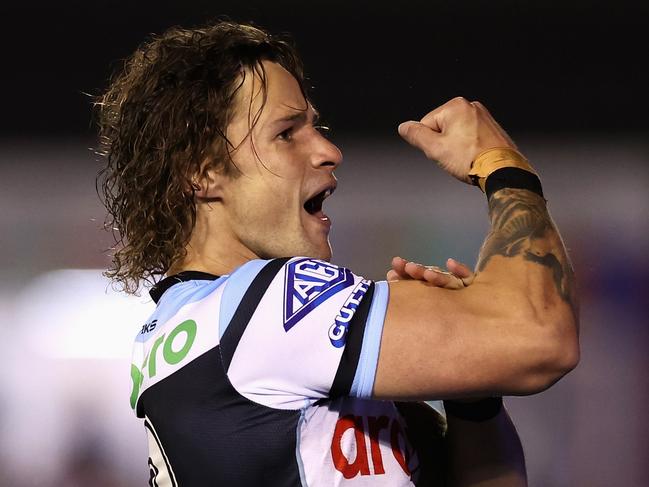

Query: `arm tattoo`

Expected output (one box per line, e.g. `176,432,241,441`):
476,188,578,319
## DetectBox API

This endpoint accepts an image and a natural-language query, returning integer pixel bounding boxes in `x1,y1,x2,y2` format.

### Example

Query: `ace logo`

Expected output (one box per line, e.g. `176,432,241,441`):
283,259,354,331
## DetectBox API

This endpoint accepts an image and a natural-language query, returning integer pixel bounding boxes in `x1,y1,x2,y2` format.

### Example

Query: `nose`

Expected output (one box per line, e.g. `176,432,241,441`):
311,130,343,170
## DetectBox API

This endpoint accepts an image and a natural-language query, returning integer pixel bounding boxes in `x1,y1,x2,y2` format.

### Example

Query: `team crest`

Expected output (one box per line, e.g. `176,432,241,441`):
284,259,354,331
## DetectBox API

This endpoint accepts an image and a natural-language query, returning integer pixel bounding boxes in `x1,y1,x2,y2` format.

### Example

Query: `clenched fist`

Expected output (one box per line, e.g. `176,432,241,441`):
398,97,518,183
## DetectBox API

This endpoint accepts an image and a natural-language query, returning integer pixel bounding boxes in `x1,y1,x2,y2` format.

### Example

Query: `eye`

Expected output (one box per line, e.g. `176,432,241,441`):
277,127,294,141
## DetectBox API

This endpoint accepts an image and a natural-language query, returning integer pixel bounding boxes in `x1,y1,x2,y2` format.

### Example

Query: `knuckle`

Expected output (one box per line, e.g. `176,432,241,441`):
448,97,474,115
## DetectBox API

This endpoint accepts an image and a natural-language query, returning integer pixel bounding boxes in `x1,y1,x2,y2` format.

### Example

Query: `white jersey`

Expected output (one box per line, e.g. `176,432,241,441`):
130,257,446,486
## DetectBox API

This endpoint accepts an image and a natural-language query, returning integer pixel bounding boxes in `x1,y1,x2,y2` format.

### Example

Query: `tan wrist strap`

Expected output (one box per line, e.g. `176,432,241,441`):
468,147,537,192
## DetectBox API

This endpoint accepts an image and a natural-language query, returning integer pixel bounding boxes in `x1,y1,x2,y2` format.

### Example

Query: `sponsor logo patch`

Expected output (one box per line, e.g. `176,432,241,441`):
284,259,354,331
328,280,370,347
330,413,414,479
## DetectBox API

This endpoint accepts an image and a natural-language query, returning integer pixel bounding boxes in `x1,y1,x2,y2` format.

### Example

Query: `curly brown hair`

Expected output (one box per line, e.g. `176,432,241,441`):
96,21,309,294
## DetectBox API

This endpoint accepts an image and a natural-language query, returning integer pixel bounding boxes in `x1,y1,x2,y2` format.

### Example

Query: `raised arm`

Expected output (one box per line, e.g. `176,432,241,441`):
373,97,579,400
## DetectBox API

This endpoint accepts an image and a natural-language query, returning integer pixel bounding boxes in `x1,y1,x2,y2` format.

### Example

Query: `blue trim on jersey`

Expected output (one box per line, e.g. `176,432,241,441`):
218,259,270,339
136,277,228,343
350,280,389,398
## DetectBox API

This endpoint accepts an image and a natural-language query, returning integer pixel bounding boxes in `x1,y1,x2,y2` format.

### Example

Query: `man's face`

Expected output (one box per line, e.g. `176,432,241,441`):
215,60,343,261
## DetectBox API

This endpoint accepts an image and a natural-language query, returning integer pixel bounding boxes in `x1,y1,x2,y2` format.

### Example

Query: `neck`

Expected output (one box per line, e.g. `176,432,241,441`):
167,208,258,277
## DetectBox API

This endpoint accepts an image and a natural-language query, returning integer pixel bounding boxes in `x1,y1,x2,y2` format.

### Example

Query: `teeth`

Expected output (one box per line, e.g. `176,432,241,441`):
323,189,332,198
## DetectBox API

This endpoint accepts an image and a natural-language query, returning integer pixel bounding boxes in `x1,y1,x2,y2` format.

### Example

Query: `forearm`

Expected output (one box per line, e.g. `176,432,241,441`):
470,184,580,387
476,187,578,323
445,406,527,487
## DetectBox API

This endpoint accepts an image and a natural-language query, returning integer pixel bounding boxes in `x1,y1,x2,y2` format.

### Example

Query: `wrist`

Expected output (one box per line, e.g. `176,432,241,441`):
468,147,544,199
468,147,536,190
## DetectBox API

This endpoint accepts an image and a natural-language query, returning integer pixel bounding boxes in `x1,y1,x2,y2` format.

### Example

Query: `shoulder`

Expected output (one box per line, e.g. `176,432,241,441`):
222,256,386,337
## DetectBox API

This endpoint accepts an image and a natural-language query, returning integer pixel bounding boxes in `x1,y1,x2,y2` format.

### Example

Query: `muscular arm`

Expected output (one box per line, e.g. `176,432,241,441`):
374,185,578,398
373,98,579,400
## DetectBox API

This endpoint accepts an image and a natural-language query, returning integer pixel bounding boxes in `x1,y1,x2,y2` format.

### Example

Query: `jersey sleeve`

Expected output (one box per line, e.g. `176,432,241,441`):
219,257,389,410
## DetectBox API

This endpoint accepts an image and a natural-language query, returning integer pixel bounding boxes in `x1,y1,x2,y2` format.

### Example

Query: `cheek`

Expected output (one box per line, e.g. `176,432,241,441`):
236,185,300,226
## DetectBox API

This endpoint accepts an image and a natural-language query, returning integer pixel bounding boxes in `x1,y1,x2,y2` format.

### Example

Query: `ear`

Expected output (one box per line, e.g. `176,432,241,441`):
192,167,227,201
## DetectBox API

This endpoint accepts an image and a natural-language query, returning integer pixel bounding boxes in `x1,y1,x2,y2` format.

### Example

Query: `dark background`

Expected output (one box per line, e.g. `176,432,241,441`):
2,0,647,138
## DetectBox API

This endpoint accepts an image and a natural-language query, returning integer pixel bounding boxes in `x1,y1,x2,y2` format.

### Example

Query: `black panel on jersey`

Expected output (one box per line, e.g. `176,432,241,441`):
150,271,220,303
140,346,303,487
144,419,178,487
329,282,375,398
220,257,290,372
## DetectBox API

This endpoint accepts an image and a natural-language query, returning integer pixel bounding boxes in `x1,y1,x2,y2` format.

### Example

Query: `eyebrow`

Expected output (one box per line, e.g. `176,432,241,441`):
270,108,320,127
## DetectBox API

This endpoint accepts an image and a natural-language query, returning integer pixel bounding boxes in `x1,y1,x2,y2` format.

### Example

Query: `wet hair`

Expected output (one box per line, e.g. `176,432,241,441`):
96,21,308,294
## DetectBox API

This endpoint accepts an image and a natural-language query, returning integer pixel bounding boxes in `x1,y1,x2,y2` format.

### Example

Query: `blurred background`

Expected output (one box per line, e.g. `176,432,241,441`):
1,1,647,485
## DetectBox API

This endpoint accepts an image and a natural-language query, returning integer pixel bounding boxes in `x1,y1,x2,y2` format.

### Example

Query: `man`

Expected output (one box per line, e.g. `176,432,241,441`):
97,21,579,486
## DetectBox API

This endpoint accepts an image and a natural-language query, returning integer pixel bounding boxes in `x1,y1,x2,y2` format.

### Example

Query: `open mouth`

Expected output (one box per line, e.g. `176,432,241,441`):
303,185,336,217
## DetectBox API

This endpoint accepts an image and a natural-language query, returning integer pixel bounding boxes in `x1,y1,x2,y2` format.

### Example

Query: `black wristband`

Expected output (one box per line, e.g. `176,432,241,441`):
443,397,503,422
485,167,544,200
